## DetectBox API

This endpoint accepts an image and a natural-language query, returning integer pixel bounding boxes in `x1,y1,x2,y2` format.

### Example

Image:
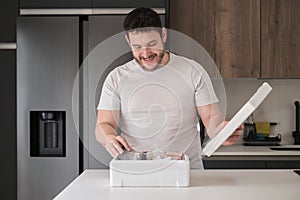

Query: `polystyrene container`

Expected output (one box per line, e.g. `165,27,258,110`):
110,155,190,187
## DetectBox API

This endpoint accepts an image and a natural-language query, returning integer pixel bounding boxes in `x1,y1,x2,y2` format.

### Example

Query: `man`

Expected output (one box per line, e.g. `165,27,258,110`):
95,7,243,168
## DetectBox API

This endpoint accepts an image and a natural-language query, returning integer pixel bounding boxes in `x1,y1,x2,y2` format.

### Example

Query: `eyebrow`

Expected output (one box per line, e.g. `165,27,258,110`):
131,39,157,47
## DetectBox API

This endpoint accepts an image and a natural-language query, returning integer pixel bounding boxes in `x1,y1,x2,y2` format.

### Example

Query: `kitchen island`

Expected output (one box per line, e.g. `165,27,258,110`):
54,169,300,200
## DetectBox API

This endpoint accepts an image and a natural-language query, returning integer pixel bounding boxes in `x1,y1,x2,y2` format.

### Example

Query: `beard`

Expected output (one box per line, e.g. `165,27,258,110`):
134,51,165,71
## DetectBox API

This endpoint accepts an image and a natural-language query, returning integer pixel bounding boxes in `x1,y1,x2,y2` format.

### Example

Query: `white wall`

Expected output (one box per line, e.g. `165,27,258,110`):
223,79,300,145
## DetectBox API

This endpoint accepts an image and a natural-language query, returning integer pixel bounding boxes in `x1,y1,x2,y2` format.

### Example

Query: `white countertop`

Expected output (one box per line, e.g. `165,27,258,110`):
54,169,300,200
211,145,300,156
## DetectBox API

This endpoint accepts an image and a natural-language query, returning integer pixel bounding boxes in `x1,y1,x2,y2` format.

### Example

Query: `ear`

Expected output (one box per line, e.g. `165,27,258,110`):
125,34,130,46
161,27,167,43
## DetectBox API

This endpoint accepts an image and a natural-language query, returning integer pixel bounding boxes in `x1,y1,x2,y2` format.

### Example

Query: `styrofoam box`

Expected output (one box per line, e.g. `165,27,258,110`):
110,155,190,187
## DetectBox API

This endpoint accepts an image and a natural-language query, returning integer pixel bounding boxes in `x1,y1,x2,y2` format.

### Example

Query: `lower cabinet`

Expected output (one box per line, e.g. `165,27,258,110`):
204,160,267,169
203,156,300,169
266,160,300,169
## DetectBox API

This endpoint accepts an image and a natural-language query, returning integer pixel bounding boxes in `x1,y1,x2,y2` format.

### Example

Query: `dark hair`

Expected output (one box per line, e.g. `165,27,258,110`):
123,7,162,31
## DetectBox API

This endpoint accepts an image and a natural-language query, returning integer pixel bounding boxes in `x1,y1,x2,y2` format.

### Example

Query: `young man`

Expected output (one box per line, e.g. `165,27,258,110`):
95,7,243,168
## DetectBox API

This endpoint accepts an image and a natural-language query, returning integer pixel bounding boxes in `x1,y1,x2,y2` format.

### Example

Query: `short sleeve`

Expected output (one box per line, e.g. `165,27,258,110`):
190,61,219,106
97,70,121,110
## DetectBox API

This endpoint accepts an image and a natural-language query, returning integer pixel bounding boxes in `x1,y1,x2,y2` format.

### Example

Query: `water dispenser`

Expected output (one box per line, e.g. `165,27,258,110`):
30,111,66,157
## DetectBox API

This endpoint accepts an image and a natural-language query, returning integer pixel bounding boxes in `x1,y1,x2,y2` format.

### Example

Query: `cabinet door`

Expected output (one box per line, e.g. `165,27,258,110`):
203,160,267,169
0,50,16,200
170,0,260,78
266,160,300,169
85,14,165,170
17,17,79,200
261,0,300,78
0,0,18,42
20,0,91,8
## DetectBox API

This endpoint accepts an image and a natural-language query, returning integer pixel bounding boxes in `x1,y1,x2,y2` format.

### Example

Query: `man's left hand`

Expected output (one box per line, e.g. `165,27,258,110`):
222,121,244,145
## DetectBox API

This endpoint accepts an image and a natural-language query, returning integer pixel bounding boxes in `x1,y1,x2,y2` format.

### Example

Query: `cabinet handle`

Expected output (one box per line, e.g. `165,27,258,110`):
20,9,93,15
0,43,16,50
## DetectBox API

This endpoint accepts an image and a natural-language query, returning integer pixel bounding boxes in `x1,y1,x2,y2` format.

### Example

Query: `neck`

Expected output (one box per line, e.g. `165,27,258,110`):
161,51,170,66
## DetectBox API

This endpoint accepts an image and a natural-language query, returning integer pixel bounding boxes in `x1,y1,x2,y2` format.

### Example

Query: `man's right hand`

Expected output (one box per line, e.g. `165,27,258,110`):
104,135,131,158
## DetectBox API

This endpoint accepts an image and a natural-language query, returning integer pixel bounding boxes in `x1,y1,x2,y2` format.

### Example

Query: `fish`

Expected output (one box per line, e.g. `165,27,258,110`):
118,150,183,160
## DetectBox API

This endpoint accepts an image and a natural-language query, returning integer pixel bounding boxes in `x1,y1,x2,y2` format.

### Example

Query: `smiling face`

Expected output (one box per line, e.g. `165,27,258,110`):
126,28,169,71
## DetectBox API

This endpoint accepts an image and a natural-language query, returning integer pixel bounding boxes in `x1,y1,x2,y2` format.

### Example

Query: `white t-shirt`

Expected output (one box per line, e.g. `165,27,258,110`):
98,52,218,168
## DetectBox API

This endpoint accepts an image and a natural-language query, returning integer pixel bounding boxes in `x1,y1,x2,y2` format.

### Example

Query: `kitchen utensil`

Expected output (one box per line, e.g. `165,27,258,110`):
292,101,300,144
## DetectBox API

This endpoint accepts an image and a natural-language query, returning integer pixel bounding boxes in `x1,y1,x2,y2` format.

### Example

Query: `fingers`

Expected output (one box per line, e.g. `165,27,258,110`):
165,152,184,160
110,138,125,155
225,135,240,143
106,145,120,158
105,135,131,158
115,136,132,151
223,135,239,145
222,122,244,145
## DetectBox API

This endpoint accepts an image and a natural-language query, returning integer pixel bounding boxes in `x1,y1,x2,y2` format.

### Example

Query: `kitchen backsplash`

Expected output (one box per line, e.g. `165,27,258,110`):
223,79,300,145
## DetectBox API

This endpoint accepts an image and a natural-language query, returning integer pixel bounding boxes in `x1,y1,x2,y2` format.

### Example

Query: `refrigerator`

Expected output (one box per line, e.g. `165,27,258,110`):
17,17,79,200
17,11,167,200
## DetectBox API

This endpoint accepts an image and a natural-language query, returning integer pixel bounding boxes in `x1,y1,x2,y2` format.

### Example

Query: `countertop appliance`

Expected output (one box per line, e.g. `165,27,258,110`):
17,2,168,200
292,101,300,144
243,122,281,146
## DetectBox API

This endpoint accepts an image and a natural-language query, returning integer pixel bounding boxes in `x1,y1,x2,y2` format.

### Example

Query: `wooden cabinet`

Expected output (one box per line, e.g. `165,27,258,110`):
261,0,300,78
170,0,260,78
170,0,300,78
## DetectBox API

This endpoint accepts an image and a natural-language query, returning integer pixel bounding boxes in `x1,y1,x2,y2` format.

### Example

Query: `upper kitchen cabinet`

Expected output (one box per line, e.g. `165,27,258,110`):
20,0,92,8
170,0,260,78
20,0,166,9
261,0,300,78
92,0,166,8
0,0,18,42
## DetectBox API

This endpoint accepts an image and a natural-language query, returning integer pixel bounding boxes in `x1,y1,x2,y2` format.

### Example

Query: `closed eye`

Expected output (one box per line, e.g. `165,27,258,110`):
147,41,157,47
132,45,142,50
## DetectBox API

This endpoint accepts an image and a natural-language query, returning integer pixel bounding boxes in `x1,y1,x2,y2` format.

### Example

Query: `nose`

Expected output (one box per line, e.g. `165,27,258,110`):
141,47,151,58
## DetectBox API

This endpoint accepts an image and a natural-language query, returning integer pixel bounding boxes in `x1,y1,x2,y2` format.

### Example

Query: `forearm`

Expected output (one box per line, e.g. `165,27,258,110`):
95,110,131,157
198,104,243,145
95,122,118,146
197,103,225,138
205,115,225,139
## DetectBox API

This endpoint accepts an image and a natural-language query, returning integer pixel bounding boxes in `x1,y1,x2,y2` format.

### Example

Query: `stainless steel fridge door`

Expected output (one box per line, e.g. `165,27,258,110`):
83,14,165,169
83,15,128,169
17,17,79,200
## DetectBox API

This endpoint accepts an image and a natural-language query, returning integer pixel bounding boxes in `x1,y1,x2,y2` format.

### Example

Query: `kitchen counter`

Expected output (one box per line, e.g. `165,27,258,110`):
54,169,300,200
211,145,300,156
